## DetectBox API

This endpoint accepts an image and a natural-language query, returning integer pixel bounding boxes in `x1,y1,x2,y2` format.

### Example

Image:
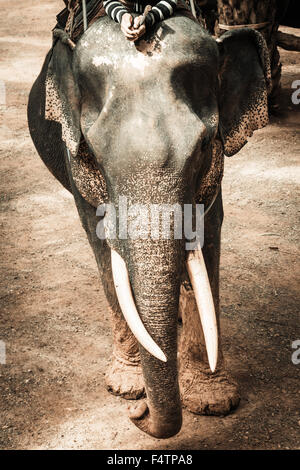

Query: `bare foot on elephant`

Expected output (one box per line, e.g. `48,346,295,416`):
180,365,240,416
105,356,145,400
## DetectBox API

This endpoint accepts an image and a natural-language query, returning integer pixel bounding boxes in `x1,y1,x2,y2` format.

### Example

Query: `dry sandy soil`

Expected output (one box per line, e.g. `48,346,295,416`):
0,0,299,451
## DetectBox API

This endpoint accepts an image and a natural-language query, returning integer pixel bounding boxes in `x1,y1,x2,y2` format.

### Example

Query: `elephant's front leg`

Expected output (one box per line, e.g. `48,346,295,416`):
179,191,240,415
104,301,145,400
68,174,145,400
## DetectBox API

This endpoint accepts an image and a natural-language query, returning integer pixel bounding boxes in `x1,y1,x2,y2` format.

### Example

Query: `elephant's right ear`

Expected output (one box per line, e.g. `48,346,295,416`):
217,28,272,157
45,40,81,156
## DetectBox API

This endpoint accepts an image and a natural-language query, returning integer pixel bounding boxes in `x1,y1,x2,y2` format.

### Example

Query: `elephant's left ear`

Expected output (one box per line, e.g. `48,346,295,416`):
45,40,81,156
217,28,272,157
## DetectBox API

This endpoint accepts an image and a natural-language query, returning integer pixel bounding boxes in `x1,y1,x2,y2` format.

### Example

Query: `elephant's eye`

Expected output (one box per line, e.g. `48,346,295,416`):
201,136,210,152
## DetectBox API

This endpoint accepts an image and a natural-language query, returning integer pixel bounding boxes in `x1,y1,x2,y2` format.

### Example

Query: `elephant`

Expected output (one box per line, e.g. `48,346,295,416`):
27,13,271,439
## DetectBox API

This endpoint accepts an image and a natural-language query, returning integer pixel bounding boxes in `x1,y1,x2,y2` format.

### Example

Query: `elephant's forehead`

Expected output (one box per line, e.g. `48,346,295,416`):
76,16,217,79
91,50,163,75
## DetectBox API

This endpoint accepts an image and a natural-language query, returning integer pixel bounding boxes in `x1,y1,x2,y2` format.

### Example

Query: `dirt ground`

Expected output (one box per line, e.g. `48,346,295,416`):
0,0,299,451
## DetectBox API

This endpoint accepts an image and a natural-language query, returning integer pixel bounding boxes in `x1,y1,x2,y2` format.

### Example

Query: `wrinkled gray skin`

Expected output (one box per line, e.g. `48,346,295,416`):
28,15,270,438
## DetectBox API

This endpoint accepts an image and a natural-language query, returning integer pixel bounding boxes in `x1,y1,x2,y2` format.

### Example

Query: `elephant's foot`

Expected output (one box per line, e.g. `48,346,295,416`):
180,364,240,416
105,356,145,400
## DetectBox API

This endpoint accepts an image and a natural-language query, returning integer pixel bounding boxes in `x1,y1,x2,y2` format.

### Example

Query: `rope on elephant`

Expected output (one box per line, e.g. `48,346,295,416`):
203,185,220,218
53,28,76,50
218,21,270,31
58,0,105,41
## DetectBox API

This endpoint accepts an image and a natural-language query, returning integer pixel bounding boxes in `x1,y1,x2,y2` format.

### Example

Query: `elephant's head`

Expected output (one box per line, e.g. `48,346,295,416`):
46,15,271,438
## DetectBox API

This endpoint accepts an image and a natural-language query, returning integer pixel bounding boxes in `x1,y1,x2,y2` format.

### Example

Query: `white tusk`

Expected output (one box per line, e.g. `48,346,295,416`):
111,249,167,363
186,244,218,372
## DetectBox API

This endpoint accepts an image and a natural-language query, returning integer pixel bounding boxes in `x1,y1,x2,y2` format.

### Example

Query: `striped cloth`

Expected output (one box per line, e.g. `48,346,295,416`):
103,0,178,28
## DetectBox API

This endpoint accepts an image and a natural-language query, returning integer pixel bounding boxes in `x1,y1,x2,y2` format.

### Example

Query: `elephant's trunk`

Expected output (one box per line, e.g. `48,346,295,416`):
111,235,219,437
120,239,183,438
